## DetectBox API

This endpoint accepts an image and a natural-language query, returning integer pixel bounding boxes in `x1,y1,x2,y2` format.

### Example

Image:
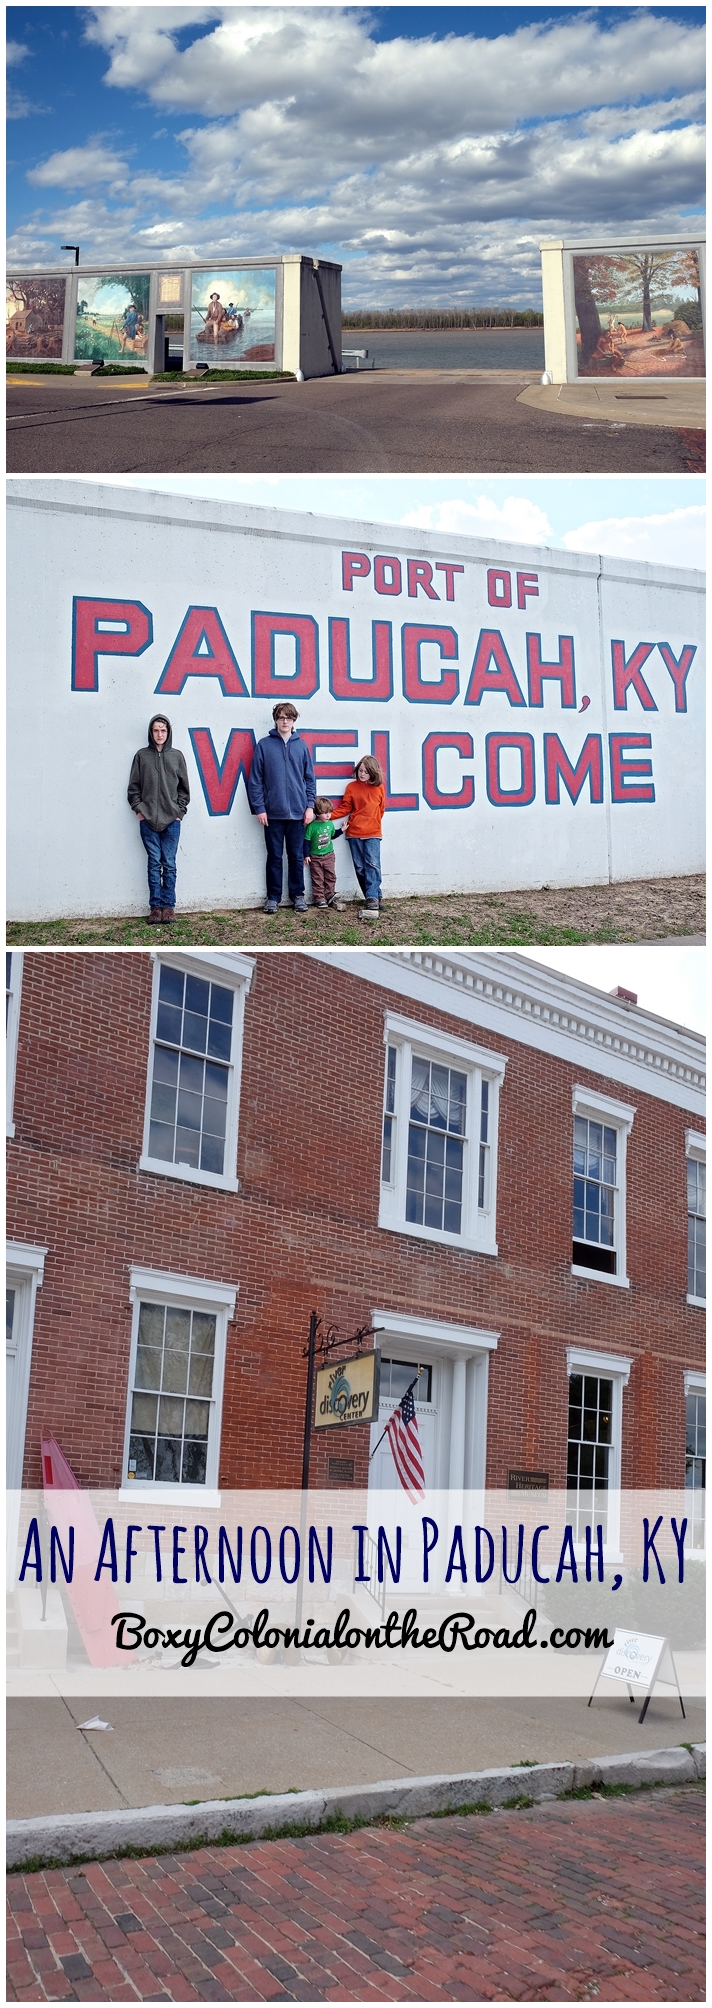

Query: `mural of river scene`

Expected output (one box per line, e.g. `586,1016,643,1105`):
189,268,276,365
573,248,704,377
74,274,150,363
7,276,67,359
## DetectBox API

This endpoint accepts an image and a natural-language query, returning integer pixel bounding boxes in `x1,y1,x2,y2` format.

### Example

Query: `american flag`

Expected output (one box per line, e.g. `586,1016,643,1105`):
385,1382,426,1502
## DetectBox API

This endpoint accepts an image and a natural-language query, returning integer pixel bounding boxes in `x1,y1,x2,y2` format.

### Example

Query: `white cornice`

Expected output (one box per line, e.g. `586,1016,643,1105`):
305,950,705,1116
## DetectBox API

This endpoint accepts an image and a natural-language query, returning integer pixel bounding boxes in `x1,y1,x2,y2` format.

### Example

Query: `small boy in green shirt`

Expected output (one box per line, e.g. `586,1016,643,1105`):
303,796,345,908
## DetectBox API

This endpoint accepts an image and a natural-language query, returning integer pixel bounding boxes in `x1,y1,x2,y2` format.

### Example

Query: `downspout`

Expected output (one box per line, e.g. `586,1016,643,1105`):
595,553,614,884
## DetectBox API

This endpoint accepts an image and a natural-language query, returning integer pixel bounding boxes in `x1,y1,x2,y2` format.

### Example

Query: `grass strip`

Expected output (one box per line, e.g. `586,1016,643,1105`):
149,369,294,383
10,1774,703,1877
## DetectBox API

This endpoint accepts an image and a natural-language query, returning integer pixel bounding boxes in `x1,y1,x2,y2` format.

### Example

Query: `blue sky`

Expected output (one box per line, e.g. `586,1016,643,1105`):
94,472,706,573
7,6,706,304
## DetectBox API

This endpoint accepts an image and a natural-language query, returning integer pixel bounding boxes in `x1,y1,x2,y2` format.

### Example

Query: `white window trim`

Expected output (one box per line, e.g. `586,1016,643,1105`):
6,952,23,1139
6,1241,47,1492
138,950,254,1193
684,1370,706,1396
685,1131,706,1308
683,1369,706,1557
571,1084,635,1289
566,1346,632,1555
119,1264,238,1505
379,1012,507,1256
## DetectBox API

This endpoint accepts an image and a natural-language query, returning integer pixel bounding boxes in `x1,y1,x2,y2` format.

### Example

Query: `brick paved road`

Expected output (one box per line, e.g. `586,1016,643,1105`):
7,1786,704,2003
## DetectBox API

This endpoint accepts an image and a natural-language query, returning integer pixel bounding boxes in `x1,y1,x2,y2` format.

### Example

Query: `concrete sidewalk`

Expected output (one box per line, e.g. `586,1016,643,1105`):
8,1693,705,1821
518,377,706,429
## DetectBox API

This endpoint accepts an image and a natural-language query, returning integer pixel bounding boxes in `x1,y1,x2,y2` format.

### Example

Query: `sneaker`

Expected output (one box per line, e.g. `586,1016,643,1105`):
293,897,308,913
360,902,380,921
161,907,175,925
313,900,328,909
145,908,162,925
327,897,345,912
263,899,279,915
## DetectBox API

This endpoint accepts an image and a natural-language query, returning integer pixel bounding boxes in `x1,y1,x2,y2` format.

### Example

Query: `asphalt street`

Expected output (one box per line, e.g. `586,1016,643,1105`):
6,372,703,473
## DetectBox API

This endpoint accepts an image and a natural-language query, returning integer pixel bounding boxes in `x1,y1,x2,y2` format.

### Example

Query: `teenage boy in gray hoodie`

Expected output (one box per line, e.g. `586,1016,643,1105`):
127,714,190,924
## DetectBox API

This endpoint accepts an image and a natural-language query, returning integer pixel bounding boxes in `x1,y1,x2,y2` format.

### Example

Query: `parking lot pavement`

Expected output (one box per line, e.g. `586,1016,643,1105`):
6,372,705,474
6,1784,704,2002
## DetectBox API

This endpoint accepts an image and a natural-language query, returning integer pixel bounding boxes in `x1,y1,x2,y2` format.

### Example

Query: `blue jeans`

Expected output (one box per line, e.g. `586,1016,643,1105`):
348,836,381,903
264,818,305,903
140,819,181,908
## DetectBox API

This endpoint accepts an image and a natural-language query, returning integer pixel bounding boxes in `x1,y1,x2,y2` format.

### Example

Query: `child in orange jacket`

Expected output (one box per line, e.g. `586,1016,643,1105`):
338,755,386,920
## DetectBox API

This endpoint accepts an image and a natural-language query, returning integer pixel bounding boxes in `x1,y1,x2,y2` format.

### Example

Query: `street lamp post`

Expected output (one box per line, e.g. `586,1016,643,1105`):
61,245,80,265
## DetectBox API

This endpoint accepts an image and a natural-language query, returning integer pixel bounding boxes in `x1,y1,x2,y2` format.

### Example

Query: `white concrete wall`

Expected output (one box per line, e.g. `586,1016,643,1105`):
7,481,705,920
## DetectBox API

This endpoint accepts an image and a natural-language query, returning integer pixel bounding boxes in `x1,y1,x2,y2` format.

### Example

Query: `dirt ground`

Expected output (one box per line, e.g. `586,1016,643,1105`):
579,327,705,378
8,874,705,950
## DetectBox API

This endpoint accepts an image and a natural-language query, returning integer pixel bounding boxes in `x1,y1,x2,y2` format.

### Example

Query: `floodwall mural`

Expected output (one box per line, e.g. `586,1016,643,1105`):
189,268,276,365
74,273,151,363
573,249,704,377
6,276,67,359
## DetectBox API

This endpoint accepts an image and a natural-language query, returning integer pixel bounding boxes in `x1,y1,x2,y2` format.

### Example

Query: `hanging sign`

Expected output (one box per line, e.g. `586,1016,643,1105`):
314,1352,380,1428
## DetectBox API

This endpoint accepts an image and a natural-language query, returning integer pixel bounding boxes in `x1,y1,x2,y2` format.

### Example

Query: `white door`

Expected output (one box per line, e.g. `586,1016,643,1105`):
369,1355,438,1491
6,1250,46,1491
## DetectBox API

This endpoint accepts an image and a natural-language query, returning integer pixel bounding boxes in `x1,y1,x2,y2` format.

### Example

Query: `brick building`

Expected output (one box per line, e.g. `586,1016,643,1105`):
6,948,705,1528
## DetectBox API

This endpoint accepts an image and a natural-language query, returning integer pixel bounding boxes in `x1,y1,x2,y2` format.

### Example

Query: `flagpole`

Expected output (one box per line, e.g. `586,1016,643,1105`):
369,1368,423,1460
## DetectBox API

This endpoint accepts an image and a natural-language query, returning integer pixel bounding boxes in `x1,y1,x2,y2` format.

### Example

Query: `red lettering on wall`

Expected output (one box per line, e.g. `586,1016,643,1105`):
374,556,402,596
297,731,358,796
71,598,153,692
402,626,459,703
252,614,319,698
189,729,256,815
342,551,371,591
486,733,536,806
371,731,419,809
544,734,604,804
517,571,539,610
157,607,248,697
407,560,439,600
328,619,393,700
657,642,696,713
609,734,655,803
611,640,657,711
465,630,526,706
487,570,512,608
434,562,464,601
422,734,475,809
527,633,576,708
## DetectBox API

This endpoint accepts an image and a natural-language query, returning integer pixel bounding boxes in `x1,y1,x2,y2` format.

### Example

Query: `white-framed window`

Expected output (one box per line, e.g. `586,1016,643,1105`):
378,1013,506,1255
6,1241,47,1491
572,1085,635,1287
6,951,23,1139
566,1345,631,1548
139,952,253,1192
684,1370,705,1553
120,1266,238,1503
686,1132,706,1306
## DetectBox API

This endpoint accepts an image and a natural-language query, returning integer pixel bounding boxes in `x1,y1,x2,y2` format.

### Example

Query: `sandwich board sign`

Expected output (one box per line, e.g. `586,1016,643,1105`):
588,1628,686,1724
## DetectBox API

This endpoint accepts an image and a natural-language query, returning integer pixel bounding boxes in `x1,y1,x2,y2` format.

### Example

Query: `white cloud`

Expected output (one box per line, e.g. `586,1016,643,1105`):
7,39,30,65
563,507,706,573
27,142,130,190
10,8,706,300
400,497,553,547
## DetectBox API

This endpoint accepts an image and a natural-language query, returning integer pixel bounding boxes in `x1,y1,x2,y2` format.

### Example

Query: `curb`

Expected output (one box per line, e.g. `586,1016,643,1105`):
6,1744,705,1872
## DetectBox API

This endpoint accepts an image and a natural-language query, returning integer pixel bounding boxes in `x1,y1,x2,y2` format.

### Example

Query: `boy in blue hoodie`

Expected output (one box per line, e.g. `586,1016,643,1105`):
247,702,316,914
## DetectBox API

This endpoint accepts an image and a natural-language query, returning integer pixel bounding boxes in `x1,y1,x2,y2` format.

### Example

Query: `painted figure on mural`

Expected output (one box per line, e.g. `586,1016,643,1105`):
127,714,190,924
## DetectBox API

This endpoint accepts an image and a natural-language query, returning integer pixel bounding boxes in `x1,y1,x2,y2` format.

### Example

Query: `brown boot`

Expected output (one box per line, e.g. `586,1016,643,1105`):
145,908,162,925
161,907,175,925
